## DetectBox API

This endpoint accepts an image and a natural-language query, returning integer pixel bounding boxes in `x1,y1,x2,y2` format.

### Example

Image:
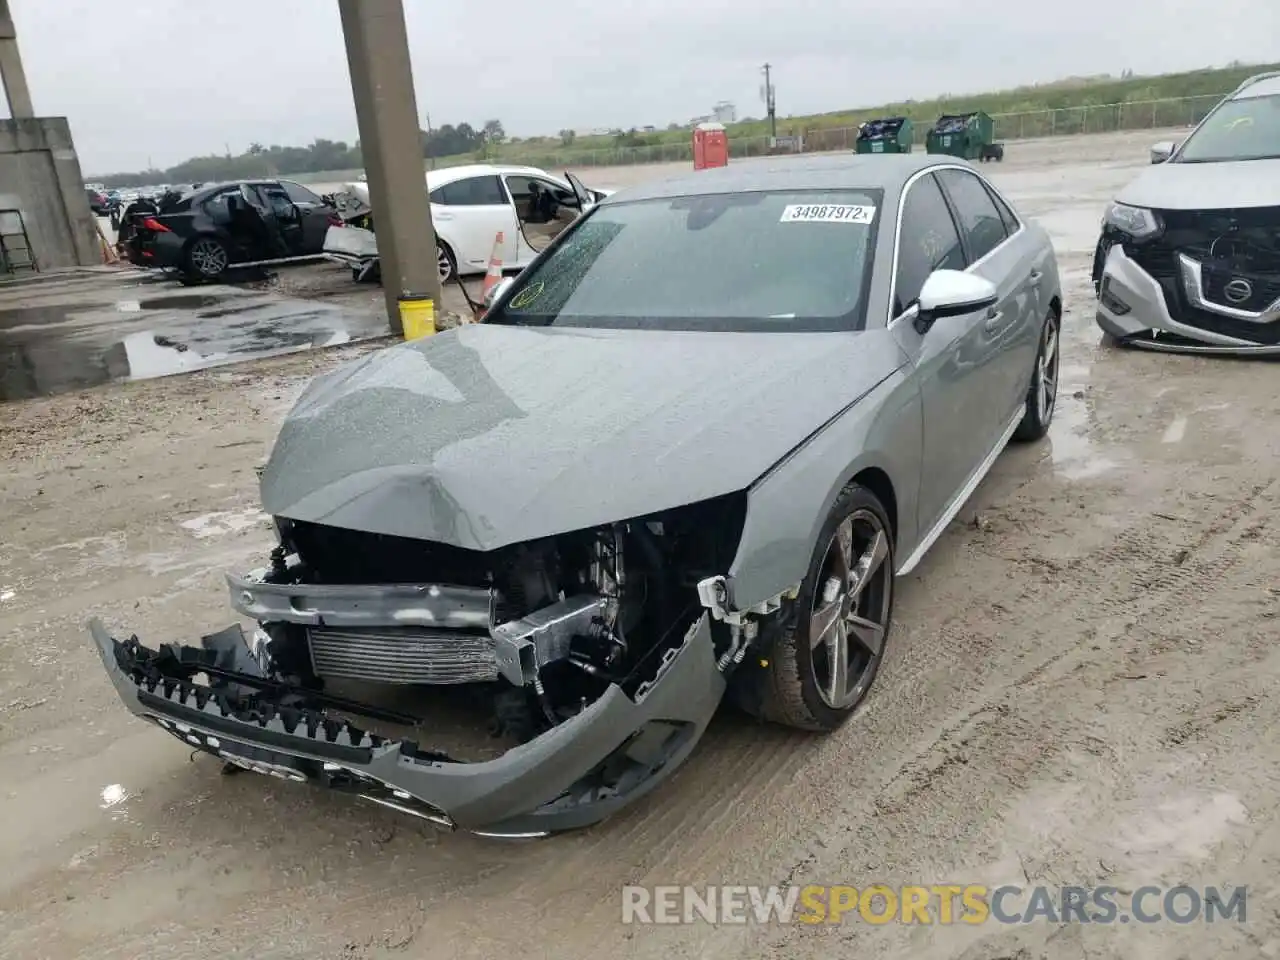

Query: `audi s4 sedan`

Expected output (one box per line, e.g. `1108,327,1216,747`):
89,153,1062,838
1093,71,1280,355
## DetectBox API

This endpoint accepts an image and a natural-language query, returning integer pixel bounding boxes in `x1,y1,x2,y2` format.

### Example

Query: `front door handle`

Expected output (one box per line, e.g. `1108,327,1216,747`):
984,308,1003,331
1027,269,1043,286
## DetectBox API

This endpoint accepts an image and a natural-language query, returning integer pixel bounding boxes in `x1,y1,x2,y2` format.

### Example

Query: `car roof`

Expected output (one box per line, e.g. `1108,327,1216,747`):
425,163,555,189
603,153,966,204
1233,73,1280,99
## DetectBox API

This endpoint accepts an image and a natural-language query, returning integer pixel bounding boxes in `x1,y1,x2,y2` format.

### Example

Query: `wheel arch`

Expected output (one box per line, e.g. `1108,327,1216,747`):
850,466,898,542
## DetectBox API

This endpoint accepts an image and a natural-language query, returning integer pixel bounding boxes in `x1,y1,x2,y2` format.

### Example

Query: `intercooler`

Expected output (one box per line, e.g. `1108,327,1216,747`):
306,626,499,685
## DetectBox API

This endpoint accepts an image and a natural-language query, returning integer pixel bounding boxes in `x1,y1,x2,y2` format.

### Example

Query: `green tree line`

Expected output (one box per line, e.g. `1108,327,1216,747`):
95,118,508,188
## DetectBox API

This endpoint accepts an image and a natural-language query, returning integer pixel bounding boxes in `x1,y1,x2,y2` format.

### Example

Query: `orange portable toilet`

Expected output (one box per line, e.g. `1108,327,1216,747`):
693,122,729,170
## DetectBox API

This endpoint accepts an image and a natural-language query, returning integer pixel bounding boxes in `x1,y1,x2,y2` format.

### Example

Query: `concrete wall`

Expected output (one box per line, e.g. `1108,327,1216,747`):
0,117,100,270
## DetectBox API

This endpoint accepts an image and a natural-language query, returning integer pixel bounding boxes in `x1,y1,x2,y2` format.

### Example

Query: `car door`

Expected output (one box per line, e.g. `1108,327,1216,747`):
889,172,994,537
429,174,518,272
505,174,580,265
279,179,336,254
933,167,1041,432
254,182,308,257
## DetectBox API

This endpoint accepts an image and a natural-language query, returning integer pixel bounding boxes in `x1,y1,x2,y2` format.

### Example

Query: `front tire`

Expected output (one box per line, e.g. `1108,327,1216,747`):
759,483,895,731
1013,309,1060,442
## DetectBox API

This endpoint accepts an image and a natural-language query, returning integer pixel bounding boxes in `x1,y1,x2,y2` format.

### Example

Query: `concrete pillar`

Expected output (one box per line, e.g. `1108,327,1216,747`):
0,1,34,118
337,0,438,335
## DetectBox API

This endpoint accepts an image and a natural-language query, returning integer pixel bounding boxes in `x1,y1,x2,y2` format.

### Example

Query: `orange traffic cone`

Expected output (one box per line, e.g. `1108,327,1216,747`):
475,231,504,321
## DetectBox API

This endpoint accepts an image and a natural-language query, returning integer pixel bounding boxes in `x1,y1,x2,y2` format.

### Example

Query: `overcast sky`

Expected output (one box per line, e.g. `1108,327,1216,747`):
9,0,1278,175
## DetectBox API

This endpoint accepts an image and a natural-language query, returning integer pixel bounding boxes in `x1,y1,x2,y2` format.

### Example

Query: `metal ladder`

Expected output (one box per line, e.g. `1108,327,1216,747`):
0,208,37,274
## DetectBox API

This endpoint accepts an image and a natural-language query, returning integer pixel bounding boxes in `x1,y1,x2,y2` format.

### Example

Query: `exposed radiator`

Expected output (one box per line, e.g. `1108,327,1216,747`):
307,626,499,685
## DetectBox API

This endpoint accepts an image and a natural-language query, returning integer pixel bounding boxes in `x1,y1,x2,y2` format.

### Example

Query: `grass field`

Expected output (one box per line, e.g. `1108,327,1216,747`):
284,60,1277,183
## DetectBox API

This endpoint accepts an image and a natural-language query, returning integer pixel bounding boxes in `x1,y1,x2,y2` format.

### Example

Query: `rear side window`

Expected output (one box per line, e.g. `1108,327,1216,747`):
936,169,1009,263
893,174,965,316
984,182,1020,235
201,189,239,225
430,175,507,206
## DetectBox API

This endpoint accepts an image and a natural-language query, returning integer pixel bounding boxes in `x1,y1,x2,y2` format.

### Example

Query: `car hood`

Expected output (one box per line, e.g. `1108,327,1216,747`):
1117,158,1280,210
260,324,905,551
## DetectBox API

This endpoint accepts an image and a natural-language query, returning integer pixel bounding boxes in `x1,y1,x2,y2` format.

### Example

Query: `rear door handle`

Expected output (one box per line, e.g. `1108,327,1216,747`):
1027,269,1043,285
984,308,1003,330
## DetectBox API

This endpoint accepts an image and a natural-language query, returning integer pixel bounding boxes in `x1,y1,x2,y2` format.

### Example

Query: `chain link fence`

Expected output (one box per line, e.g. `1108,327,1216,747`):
524,93,1226,169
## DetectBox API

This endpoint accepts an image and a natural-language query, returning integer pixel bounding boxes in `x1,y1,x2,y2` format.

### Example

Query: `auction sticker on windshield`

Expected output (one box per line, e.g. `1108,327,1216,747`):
780,204,876,224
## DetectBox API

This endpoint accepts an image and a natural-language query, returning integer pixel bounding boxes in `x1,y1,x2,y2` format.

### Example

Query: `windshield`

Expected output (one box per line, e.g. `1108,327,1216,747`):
1176,92,1280,163
487,188,883,332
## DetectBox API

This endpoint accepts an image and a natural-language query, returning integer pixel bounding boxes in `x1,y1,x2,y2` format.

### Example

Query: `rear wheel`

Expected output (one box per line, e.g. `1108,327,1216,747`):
186,236,229,280
760,483,895,731
437,240,457,285
1013,309,1060,442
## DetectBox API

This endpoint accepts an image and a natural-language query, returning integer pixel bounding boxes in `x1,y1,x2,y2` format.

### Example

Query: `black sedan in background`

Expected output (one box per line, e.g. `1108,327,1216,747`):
122,179,343,282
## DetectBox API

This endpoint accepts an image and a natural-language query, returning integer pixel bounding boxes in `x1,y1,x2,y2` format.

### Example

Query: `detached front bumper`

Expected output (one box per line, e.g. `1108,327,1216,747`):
1096,244,1280,356
88,614,725,836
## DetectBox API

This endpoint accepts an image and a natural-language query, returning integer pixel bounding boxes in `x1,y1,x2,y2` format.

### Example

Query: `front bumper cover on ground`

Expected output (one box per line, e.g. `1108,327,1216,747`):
88,614,725,836
1096,245,1280,356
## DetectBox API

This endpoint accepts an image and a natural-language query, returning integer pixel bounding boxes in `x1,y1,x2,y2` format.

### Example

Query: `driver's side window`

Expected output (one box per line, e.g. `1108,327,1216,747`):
893,174,965,317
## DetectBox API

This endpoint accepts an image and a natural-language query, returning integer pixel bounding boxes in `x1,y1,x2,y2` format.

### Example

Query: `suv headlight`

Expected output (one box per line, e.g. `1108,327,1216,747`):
1103,202,1162,239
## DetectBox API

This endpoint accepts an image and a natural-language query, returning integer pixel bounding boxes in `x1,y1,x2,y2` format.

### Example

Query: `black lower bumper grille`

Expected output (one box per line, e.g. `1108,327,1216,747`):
1126,216,1280,345
1201,263,1280,313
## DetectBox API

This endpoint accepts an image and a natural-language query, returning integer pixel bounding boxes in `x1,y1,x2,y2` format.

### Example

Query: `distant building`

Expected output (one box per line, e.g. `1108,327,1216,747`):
712,101,737,123
573,127,611,137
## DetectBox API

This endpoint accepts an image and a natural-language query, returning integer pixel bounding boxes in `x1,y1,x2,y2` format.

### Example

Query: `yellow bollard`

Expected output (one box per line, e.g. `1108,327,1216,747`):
399,295,436,340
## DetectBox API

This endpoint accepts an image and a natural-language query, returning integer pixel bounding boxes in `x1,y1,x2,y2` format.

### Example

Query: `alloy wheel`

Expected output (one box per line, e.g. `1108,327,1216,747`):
1037,317,1060,423
190,239,227,277
437,245,453,284
809,509,893,710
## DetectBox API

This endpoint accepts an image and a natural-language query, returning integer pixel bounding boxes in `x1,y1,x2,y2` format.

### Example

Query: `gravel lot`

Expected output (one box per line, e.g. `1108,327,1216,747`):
2,128,1278,960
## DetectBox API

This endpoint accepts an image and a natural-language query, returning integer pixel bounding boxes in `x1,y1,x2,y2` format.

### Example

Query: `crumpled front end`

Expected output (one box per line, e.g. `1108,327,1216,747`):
85,494,787,834
89,611,724,836
1094,206,1280,356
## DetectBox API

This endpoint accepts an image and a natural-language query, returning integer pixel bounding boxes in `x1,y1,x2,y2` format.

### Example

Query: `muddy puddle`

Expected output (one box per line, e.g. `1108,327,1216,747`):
0,280,385,403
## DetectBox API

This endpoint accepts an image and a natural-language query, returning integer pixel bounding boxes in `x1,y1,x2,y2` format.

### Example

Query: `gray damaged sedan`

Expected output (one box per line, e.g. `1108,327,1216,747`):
90,153,1062,837
1094,71,1280,354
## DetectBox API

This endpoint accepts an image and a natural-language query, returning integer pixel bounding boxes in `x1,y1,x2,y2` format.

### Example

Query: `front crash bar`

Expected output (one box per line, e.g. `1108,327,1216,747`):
88,614,725,836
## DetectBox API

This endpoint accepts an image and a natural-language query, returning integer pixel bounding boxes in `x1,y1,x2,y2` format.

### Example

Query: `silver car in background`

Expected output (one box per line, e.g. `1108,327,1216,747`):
89,153,1062,836
1093,71,1280,354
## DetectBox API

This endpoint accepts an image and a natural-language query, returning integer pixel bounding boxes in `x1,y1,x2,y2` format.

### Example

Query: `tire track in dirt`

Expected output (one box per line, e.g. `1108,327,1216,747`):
768,474,1274,873
756,477,1278,958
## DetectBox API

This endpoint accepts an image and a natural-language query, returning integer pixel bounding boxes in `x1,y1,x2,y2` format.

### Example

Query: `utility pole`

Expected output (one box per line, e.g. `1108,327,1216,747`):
338,0,439,337
761,63,777,141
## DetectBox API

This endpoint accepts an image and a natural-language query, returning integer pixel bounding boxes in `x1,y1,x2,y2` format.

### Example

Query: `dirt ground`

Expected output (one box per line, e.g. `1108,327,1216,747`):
3,127,1279,960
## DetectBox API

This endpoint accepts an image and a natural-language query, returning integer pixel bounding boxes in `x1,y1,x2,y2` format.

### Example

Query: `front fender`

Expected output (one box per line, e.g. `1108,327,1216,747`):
726,366,922,609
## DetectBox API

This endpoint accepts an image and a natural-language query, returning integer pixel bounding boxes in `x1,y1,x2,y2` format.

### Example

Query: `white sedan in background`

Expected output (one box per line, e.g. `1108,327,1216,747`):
325,163,613,283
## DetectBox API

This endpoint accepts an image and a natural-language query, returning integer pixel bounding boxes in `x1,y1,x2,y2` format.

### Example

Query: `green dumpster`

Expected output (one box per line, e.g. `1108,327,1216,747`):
925,111,1005,162
855,116,913,154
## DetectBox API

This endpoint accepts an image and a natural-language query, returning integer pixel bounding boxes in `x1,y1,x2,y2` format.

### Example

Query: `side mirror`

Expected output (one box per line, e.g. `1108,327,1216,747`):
484,276,514,309
913,269,998,334
1150,140,1176,164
